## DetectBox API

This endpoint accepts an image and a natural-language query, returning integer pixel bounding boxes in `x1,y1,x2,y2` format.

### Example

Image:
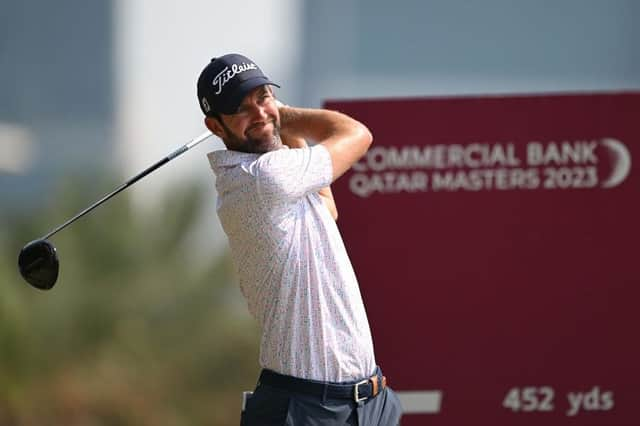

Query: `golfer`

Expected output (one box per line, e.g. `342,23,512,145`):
197,53,403,425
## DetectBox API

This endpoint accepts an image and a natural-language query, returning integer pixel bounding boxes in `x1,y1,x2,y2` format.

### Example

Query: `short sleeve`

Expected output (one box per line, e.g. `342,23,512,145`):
252,145,333,202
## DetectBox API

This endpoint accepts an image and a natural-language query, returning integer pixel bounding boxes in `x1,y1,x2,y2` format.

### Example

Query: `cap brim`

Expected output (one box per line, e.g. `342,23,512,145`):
221,77,280,115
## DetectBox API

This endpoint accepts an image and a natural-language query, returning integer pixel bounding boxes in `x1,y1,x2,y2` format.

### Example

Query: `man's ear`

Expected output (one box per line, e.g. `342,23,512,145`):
204,116,225,139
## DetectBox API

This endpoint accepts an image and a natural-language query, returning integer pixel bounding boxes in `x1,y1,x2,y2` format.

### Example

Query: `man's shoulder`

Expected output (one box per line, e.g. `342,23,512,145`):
209,146,331,201
207,149,258,171
207,147,300,171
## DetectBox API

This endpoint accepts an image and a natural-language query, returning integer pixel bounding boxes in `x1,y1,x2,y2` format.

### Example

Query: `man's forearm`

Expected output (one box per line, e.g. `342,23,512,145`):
278,106,347,143
278,106,372,182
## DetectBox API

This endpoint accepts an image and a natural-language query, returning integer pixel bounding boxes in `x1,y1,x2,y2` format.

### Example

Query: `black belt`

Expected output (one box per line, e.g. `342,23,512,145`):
258,368,388,403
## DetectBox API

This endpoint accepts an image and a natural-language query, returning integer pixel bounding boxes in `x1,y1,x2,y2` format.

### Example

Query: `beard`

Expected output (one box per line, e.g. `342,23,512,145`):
222,117,283,154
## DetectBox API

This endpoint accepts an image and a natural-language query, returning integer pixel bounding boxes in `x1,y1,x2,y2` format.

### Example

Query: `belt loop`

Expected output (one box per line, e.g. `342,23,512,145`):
322,382,328,404
371,375,379,397
376,366,384,396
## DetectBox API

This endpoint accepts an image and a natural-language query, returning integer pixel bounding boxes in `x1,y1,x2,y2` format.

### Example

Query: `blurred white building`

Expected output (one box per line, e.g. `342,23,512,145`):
113,0,303,255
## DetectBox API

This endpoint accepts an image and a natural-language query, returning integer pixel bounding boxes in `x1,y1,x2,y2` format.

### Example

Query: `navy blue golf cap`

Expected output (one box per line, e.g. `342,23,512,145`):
197,54,280,116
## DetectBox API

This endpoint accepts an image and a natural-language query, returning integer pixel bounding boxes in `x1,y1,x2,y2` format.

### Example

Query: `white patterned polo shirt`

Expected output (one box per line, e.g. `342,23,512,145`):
208,144,376,382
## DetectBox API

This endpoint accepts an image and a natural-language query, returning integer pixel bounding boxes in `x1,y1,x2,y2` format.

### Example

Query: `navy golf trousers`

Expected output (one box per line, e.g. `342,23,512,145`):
240,368,403,425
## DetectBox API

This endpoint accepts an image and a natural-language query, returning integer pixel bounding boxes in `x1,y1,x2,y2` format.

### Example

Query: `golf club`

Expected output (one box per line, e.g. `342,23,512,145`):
18,131,213,290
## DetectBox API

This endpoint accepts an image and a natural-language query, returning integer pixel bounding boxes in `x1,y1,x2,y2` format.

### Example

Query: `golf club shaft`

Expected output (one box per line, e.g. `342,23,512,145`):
41,131,213,240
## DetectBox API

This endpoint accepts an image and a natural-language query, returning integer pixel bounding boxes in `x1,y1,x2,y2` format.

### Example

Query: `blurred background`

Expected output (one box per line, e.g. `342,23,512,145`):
1,0,638,424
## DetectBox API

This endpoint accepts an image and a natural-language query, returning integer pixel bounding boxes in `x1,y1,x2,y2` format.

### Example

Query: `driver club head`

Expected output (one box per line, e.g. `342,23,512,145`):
18,239,59,290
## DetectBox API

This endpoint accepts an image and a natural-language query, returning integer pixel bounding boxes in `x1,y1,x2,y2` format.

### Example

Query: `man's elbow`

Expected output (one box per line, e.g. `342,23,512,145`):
354,123,373,157
360,123,373,151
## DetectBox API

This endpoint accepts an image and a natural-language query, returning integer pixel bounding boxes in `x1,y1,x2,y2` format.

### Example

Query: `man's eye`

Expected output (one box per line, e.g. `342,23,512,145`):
255,96,269,106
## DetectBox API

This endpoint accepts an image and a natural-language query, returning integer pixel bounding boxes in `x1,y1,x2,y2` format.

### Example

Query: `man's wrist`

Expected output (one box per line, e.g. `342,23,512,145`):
277,100,303,146
277,101,294,129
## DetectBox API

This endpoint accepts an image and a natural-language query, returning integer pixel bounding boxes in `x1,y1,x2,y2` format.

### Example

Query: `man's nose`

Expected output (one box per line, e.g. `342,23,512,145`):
247,102,269,120
255,104,269,120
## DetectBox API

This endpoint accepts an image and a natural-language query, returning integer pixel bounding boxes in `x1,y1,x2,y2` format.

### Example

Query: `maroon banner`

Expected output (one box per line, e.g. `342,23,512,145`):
324,92,639,426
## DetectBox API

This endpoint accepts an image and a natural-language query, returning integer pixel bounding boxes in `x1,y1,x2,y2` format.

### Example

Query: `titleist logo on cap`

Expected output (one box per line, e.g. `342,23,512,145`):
212,62,258,95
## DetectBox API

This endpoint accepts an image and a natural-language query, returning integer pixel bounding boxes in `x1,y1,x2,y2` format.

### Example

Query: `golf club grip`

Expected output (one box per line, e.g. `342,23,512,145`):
40,132,213,240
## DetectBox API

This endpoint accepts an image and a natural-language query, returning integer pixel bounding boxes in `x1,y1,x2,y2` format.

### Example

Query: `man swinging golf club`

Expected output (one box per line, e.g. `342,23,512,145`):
198,54,403,425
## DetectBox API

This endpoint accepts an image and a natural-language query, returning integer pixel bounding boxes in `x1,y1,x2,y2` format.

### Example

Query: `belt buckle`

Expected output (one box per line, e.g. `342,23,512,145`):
354,379,370,403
